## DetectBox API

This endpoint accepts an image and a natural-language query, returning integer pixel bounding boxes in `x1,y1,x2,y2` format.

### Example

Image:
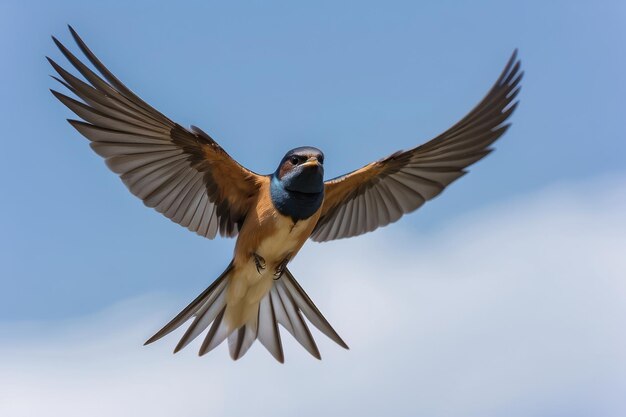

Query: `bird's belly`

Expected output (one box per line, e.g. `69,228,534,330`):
256,214,312,266
226,214,314,328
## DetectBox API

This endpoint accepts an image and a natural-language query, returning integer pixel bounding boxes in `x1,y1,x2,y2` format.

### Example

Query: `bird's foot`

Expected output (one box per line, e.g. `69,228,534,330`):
253,253,266,274
273,257,290,280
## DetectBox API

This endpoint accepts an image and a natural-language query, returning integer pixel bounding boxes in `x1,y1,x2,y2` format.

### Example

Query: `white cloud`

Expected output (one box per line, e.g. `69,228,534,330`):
2,174,626,417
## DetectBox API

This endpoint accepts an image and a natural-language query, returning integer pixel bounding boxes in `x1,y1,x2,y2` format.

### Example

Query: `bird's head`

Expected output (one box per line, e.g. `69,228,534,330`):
274,147,324,194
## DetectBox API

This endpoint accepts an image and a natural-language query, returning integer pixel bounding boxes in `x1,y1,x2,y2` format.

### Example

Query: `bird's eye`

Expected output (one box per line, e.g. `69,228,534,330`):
318,155,324,164
290,156,300,165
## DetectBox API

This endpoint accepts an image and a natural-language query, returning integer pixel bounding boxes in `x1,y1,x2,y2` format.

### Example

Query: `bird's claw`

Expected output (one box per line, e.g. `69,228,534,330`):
253,253,266,274
273,258,289,280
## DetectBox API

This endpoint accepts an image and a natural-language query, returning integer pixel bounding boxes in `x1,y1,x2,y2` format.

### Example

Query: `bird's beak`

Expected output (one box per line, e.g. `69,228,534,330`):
302,157,321,168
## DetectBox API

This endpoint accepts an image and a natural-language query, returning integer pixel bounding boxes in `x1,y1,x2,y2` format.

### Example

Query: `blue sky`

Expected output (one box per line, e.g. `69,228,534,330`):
2,0,624,320
1,1,625,416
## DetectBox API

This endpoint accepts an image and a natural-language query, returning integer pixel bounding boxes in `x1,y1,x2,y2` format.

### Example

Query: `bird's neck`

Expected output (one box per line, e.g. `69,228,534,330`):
270,175,324,221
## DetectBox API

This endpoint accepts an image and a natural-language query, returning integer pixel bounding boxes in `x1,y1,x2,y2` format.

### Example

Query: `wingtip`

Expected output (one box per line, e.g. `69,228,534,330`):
496,49,523,88
46,56,60,70
51,35,63,49
508,48,519,66
66,118,82,128
68,24,83,44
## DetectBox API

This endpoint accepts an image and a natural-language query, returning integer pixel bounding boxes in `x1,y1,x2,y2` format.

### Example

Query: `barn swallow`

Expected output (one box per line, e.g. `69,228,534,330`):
49,26,522,362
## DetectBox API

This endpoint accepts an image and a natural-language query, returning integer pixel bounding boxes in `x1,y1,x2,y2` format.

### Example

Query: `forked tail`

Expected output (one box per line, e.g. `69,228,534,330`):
144,262,348,362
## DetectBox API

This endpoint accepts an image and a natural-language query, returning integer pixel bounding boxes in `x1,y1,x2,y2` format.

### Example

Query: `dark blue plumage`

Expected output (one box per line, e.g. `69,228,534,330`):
270,147,325,221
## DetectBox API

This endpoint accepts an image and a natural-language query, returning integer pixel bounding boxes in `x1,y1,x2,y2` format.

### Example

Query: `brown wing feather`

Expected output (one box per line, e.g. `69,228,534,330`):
312,50,523,242
49,26,262,238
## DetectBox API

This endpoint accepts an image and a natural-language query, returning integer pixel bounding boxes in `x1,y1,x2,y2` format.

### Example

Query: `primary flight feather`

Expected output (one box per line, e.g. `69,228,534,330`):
49,26,522,362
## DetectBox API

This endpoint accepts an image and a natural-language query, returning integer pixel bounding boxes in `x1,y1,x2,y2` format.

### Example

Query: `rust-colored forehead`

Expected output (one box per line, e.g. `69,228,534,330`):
277,147,324,179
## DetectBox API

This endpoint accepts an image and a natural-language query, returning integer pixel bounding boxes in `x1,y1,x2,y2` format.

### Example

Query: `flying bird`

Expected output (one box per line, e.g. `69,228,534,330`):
49,26,522,362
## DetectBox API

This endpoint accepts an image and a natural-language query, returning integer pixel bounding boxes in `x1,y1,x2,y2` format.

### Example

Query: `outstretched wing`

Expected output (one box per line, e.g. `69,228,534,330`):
312,50,522,242
49,26,262,238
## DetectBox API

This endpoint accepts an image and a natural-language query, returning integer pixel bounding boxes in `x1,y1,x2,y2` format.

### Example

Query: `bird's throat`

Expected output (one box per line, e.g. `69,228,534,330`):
270,176,323,221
